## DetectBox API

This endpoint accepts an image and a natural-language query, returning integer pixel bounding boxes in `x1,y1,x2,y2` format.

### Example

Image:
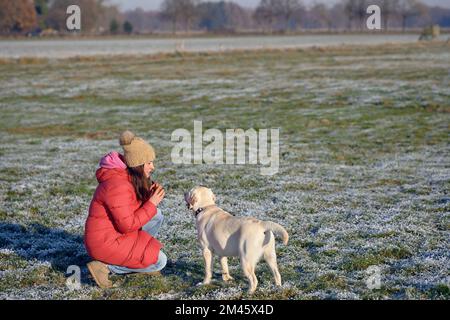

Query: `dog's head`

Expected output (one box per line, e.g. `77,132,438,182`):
184,186,216,212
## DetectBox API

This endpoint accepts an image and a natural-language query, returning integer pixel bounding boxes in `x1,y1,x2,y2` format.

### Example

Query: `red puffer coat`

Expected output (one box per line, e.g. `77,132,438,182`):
84,152,162,268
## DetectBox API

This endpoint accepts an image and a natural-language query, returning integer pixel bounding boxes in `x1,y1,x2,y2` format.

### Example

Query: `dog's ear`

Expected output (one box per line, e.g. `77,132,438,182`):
209,189,216,202
189,194,197,209
185,191,196,209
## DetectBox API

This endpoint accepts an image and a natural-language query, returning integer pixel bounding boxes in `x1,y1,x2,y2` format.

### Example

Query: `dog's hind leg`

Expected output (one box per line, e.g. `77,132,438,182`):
263,233,282,286
241,256,258,294
200,247,213,285
220,257,234,282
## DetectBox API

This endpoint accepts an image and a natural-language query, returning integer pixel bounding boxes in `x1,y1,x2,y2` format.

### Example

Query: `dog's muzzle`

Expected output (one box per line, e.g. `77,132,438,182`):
184,192,193,209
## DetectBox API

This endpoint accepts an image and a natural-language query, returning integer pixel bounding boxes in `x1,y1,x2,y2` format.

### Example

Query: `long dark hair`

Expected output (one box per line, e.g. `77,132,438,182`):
127,165,152,203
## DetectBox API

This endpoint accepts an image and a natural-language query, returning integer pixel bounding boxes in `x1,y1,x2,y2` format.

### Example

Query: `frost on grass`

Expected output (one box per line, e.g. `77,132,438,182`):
0,42,449,299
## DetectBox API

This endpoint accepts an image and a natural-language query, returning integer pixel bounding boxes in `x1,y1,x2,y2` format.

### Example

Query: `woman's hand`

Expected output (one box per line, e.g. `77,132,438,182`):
149,184,165,207
150,182,161,191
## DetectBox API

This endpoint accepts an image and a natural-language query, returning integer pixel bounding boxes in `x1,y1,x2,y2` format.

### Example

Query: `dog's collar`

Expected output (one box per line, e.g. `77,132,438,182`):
194,207,204,217
194,205,216,218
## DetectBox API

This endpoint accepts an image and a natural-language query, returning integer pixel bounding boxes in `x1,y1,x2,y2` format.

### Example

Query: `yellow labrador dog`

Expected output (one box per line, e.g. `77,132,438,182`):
184,186,289,294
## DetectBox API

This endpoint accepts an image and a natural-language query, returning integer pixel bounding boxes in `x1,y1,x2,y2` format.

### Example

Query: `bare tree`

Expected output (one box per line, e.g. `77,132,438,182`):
35,0,50,29
344,0,368,30
310,3,333,31
397,0,427,31
161,0,198,33
226,1,254,31
197,1,251,32
254,0,303,32
355,0,367,30
344,0,357,30
254,0,276,32
124,8,148,33
275,0,303,32
381,0,399,31
161,0,178,33
0,0,37,34
96,4,123,34
328,2,347,31
184,0,199,32
124,9,163,33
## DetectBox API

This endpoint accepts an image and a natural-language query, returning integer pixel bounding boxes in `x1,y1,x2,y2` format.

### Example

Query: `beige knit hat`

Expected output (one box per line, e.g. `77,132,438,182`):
119,130,155,167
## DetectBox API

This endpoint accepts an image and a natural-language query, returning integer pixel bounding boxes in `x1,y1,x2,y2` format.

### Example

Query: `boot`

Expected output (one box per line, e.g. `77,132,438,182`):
87,260,113,289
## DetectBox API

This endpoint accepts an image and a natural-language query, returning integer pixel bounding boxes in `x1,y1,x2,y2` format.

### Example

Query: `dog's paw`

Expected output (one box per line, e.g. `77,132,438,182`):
222,274,234,282
197,280,211,286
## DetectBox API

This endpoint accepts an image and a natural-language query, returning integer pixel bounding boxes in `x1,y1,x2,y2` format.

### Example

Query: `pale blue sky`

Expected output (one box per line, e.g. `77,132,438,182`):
107,0,450,11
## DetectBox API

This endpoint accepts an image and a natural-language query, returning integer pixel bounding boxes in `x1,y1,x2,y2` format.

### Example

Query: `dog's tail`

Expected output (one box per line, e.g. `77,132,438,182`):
262,221,289,245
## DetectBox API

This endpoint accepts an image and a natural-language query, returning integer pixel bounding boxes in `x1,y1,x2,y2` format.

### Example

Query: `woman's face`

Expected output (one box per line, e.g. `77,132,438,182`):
143,161,154,178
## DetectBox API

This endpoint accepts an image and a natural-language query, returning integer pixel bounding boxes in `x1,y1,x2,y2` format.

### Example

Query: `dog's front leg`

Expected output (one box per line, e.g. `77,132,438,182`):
220,257,234,282
200,247,213,285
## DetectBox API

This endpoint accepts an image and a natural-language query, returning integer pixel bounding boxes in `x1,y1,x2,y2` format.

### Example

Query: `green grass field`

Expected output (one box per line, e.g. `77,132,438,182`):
0,42,449,299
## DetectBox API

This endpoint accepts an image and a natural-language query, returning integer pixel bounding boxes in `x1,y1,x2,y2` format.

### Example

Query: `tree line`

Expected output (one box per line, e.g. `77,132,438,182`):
0,0,449,35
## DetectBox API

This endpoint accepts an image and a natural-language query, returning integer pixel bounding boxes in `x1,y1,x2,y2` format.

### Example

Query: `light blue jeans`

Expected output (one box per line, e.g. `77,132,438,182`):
108,208,167,274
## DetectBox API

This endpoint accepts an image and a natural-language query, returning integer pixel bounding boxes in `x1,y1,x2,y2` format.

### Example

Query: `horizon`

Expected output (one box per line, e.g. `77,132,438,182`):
107,0,450,11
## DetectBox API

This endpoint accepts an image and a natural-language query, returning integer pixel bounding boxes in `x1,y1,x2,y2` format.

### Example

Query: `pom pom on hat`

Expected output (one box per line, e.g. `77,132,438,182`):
119,130,156,167
119,130,135,146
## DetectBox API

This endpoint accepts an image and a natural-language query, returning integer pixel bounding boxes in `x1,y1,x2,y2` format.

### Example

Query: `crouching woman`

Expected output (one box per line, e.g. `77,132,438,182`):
84,130,167,288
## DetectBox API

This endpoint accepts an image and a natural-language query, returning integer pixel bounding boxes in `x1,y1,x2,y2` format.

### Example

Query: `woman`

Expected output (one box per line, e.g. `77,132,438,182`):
84,130,166,288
